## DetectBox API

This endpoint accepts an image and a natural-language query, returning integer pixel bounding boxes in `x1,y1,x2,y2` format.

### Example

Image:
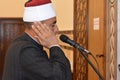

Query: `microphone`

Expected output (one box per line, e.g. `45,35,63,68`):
60,34,90,54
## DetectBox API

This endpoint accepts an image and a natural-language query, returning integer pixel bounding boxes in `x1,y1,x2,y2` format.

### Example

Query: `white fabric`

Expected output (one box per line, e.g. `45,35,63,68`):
23,3,56,22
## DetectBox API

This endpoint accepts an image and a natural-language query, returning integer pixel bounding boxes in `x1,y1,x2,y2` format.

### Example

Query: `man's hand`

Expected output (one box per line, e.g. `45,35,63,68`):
32,22,59,48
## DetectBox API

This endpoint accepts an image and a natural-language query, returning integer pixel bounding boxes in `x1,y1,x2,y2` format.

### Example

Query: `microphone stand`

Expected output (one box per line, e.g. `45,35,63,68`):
76,45,104,80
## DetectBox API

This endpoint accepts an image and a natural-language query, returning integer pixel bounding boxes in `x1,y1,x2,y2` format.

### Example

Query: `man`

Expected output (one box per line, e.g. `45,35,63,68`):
2,0,72,80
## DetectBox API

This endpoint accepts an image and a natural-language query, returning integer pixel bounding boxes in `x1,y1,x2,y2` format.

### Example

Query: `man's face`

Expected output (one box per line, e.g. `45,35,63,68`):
41,17,59,35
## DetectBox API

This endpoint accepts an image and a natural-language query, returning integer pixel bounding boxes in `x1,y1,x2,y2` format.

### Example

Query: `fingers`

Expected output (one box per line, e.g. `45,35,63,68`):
33,22,44,34
33,22,51,34
32,25,42,36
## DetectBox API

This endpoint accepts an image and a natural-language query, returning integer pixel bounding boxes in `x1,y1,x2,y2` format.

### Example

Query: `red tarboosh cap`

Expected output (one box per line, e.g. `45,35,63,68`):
23,0,56,22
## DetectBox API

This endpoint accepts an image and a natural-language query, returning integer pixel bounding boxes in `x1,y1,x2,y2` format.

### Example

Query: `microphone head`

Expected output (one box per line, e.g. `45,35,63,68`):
60,34,69,42
60,34,76,47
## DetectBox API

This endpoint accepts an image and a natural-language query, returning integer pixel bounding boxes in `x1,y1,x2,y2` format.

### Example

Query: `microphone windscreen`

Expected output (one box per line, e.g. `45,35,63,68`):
59,34,68,42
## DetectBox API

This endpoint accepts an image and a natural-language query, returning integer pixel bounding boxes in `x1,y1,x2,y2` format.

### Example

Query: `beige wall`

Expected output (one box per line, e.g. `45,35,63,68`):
0,0,25,17
0,0,73,31
52,0,73,30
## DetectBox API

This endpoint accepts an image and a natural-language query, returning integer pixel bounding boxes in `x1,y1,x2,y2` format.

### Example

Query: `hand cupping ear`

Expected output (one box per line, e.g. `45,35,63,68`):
32,22,59,48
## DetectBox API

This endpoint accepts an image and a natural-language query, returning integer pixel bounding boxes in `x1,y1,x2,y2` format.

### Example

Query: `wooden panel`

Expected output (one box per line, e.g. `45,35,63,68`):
73,0,88,80
0,18,25,79
88,0,106,80
106,0,117,80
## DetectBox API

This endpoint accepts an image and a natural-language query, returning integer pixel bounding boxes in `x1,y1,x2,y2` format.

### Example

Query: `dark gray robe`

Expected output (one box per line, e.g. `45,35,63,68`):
2,33,72,80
